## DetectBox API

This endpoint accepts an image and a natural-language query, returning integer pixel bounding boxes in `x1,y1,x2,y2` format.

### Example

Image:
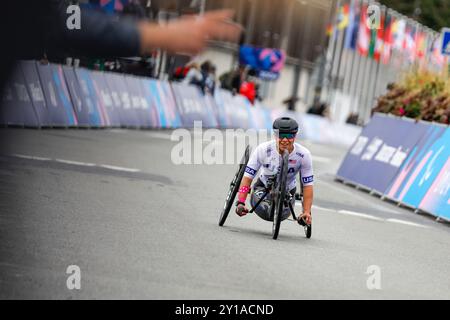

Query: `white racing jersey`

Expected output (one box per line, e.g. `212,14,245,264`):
244,141,314,191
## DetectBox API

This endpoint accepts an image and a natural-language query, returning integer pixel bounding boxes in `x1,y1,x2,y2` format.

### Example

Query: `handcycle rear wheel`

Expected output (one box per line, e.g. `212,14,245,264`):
218,145,250,226
272,150,289,240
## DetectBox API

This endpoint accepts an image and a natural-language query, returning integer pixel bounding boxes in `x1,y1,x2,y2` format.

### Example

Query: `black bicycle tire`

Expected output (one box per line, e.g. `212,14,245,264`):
305,224,312,239
272,150,289,239
218,146,250,226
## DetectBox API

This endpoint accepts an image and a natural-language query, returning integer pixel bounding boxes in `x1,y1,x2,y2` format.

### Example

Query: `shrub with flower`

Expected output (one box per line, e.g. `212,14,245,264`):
372,70,450,124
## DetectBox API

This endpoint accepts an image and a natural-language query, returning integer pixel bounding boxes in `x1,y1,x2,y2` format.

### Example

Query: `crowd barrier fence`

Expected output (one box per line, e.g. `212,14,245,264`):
1,60,361,147
337,113,449,221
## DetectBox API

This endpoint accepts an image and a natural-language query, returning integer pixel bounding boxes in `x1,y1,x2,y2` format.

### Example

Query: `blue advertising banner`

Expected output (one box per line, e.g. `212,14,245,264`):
103,72,139,127
213,89,251,129
251,102,274,130
231,95,254,129
171,83,218,128
213,89,234,128
75,68,108,127
203,93,221,128
123,75,153,128
36,63,78,126
135,77,159,128
418,128,450,219
0,65,37,126
63,66,90,126
20,61,50,126
337,114,429,194
140,79,182,128
386,124,444,208
239,46,286,80
91,71,121,127
106,73,141,128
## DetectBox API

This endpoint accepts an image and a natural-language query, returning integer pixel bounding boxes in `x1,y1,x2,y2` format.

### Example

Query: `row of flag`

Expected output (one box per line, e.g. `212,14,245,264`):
327,0,448,69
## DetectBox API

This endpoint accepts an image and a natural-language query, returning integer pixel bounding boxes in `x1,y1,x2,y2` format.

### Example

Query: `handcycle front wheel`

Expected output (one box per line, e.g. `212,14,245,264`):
218,145,250,227
297,215,312,239
305,224,312,238
272,150,289,240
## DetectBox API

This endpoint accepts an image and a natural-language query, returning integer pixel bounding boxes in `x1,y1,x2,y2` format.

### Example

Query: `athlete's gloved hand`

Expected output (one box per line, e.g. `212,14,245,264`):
298,212,312,226
235,202,249,217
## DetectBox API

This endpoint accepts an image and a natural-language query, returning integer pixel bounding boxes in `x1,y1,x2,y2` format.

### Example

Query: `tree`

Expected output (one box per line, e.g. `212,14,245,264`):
379,0,450,31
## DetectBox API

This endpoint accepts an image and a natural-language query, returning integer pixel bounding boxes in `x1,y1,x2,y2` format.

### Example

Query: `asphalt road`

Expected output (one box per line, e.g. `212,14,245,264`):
0,128,449,299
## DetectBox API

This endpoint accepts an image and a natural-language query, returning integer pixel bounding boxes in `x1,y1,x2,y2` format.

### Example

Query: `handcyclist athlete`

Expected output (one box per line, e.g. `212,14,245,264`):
235,117,314,225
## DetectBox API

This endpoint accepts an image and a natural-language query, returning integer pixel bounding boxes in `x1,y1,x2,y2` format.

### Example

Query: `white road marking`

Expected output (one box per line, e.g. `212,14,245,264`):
319,179,403,214
55,159,96,167
147,132,173,140
386,219,428,228
370,203,403,215
311,204,338,213
338,210,384,221
99,164,140,173
12,154,140,173
12,154,52,161
313,156,332,163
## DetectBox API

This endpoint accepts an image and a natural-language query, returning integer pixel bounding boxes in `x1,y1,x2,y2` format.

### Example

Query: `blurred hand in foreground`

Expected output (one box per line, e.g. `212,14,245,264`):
139,10,242,56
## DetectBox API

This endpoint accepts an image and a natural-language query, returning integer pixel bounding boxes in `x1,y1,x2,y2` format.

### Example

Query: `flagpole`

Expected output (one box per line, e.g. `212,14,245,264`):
343,0,357,96
349,0,363,117
330,0,350,106
358,0,374,123
343,49,355,94
363,0,379,121
369,4,387,116
315,0,338,104
361,56,374,123
328,15,347,109
375,6,389,99
325,0,342,103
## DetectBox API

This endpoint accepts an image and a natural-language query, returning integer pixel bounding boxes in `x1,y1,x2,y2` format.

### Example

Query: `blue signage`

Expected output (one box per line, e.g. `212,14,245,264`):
441,28,450,56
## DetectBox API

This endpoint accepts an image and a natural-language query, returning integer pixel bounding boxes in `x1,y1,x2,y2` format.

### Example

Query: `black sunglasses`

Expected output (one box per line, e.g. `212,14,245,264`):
278,133,296,139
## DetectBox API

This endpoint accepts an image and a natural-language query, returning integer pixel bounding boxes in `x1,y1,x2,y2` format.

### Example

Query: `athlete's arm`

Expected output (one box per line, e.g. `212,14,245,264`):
237,176,253,205
235,146,261,215
302,186,313,223
299,150,314,225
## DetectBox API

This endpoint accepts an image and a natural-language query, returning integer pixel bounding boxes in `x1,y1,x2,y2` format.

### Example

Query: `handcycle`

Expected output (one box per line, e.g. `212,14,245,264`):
218,145,312,240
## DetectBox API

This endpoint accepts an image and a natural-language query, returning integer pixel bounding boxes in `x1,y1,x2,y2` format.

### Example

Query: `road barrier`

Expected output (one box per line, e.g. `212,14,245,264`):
337,113,449,221
1,60,361,147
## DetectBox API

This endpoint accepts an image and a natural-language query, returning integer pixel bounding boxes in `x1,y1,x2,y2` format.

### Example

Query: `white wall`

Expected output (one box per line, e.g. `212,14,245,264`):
265,64,295,110
196,47,235,79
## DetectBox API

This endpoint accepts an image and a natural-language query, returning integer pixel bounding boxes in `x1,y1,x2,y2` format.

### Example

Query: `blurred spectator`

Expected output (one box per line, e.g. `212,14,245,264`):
240,81,256,105
205,65,217,96
184,61,217,95
282,96,300,111
232,65,247,94
0,2,241,91
307,102,329,117
254,83,262,102
173,62,193,81
182,62,202,85
219,70,233,90
220,65,247,94
122,0,147,19
346,112,359,125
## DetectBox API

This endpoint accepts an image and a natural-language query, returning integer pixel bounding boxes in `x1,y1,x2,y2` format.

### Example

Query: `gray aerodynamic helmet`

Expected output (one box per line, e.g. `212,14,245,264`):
272,117,299,134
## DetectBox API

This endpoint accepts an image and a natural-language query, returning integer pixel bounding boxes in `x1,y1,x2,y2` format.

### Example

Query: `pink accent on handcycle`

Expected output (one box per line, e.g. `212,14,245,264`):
239,186,250,194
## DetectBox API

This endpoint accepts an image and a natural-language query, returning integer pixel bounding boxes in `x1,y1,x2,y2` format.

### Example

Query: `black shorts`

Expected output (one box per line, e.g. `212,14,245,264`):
250,178,296,222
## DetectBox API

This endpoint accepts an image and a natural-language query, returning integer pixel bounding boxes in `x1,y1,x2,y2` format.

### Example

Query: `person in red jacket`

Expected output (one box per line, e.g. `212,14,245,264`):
239,81,256,104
